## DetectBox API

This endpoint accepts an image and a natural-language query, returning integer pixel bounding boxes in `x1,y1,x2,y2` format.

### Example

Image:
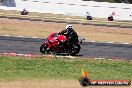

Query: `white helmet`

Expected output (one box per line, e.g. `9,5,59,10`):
65,25,73,29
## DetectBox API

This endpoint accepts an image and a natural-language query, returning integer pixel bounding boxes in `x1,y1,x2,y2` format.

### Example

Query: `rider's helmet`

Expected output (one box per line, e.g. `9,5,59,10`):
23,8,26,11
65,25,73,29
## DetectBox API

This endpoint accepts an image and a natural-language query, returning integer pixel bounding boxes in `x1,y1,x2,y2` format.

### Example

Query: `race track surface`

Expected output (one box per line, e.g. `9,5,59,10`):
0,36,132,60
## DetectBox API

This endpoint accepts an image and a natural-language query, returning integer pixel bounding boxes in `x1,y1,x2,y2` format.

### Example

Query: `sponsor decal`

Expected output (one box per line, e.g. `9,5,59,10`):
79,67,131,86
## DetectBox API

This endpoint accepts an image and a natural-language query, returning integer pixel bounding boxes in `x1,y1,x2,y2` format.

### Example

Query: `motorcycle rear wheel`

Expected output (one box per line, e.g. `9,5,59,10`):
68,44,81,56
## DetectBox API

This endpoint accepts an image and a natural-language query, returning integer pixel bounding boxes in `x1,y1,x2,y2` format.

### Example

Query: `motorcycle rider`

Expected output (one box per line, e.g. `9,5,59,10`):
21,8,28,15
59,25,78,45
40,25,79,54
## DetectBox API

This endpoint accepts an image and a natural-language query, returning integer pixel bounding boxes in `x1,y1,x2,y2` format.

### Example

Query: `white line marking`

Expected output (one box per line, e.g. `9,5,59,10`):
32,37,38,38
50,55,75,59
3,53,8,54
91,41,96,42
108,42,114,43
108,59,112,60
4,35,10,36
123,43,130,44
18,36,24,37
16,54,24,56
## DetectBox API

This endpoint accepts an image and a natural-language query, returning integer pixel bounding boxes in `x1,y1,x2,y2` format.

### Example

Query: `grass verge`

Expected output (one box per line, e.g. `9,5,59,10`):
0,56,132,81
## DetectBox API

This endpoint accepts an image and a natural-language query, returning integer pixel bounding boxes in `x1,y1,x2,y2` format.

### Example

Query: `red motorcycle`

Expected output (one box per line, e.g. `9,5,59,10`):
40,33,81,55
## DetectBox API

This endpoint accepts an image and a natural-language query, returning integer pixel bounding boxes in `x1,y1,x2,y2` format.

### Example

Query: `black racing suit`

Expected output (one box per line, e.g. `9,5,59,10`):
59,28,78,45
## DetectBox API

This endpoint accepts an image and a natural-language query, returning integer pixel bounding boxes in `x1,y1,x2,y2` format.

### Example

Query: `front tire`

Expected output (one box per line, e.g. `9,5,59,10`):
40,44,49,54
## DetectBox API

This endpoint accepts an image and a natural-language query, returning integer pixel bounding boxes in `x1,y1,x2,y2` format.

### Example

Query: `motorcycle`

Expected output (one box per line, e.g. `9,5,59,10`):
40,33,81,55
21,10,29,15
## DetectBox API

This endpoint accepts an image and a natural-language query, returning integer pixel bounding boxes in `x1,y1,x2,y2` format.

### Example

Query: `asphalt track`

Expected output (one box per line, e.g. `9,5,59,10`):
0,36,132,60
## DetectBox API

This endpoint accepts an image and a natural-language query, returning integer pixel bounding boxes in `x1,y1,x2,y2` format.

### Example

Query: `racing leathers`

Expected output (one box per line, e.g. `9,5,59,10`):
59,28,78,45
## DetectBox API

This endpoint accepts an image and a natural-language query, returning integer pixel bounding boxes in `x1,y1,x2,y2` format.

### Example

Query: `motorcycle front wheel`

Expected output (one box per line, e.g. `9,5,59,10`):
40,44,49,54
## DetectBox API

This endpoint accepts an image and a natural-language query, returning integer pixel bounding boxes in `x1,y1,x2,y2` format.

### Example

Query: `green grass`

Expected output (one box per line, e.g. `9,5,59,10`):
0,56,132,81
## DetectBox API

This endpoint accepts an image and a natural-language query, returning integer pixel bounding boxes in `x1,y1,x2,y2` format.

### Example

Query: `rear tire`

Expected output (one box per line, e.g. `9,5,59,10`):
40,44,49,54
68,44,81,56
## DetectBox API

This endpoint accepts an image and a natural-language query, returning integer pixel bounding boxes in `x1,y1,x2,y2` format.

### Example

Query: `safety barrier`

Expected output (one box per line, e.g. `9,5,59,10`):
0,0,132,20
